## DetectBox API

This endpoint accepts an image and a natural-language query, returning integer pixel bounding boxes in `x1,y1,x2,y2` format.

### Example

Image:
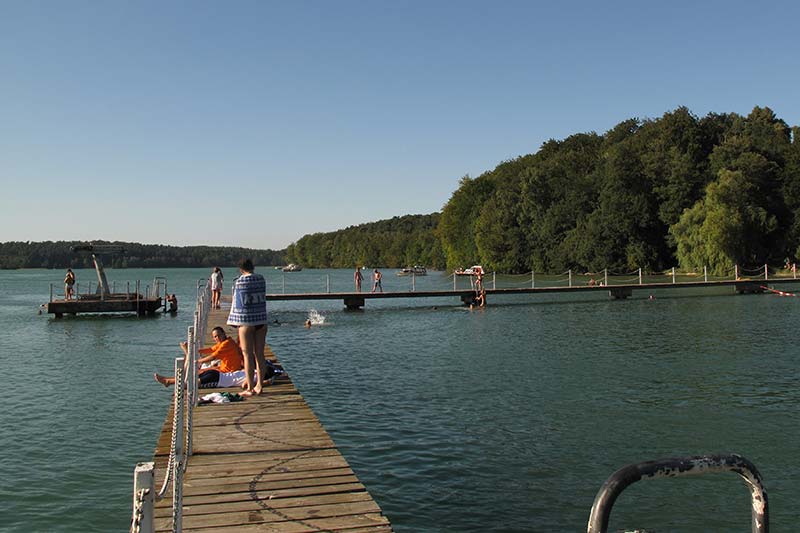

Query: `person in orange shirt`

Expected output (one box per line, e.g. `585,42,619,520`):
182,326,244,373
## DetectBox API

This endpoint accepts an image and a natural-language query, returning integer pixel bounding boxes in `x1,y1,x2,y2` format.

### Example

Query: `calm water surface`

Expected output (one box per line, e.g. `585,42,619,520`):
0,268,797,531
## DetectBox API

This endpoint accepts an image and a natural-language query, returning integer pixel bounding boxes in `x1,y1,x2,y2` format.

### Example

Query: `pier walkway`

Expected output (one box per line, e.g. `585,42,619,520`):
265,277,800,309
150,301,392,532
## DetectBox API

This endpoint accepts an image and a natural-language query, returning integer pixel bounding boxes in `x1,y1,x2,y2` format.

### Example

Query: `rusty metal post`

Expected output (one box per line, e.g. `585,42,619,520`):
587,453,768,533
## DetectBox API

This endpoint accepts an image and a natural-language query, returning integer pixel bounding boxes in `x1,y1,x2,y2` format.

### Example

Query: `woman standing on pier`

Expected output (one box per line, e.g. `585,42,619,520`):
210,267,224,309
227,258,268,396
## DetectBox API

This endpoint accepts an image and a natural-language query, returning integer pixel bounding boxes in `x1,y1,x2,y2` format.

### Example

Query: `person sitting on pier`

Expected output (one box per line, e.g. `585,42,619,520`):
165,293,178,313
154,359,283,389
180,326,244,373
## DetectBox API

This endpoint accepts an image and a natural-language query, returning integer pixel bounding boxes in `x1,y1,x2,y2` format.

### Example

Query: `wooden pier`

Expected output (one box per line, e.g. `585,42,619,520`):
151,302,392,532
264,277,800,309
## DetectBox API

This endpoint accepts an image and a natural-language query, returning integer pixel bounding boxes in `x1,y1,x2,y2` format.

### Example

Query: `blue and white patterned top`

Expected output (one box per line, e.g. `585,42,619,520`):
227,273,267,326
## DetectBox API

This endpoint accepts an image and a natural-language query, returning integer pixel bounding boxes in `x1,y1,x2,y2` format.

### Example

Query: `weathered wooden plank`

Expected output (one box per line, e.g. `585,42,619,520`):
162,513,391,533
154,491,374,518
155,500,382,530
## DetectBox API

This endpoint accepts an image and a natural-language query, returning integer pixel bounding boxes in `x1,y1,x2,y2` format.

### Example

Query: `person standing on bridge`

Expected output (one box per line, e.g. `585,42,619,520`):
372,268,383,293
354,266,363,292
228,258,268,396
210,267,224,309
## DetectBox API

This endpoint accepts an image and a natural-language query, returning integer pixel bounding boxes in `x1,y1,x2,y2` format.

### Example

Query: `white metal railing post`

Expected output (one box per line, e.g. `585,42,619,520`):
531,270,534,289
764,264,768,280
672,267,676,284
50,284,53,302
568,269,572,287
173,357,184,533
453,273,456,291
493,271,496,290
604,268,608,286
704,266,708,282
638,268,642,285
282,273,286,294
412,272,416,292
735,264,739,280
127,282,131,300
136,281,140,312
131,462,155,533
326,275,330,293
794,263,797,280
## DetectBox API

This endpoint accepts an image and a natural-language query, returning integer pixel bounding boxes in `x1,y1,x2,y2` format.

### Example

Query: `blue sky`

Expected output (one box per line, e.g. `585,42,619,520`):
1,1,798,250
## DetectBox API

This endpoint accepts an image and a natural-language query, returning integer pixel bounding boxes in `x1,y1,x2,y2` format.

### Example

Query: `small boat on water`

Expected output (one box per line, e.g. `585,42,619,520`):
455,265,483,276
397,265,427,276
282,263,303,272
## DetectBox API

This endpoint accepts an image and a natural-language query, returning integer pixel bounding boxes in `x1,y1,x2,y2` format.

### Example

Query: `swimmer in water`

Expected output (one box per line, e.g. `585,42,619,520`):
304,319,312,328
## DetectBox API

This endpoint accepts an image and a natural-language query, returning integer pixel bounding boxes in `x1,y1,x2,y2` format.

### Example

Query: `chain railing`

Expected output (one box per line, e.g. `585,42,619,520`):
129,279,211,533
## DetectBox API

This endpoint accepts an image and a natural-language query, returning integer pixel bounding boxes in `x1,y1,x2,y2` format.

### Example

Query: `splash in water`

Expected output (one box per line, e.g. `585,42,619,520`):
307,309,326,325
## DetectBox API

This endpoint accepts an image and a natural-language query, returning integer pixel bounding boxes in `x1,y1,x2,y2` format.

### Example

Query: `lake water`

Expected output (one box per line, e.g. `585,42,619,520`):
0,268,798,531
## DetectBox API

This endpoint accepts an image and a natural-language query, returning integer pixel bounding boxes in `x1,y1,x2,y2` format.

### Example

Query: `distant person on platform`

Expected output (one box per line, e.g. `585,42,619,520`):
64,268,75,300
475,268,484,292
228,258,269,397
210,267,224,309
372,269,383,293
354,266,363,292
166,294,178,313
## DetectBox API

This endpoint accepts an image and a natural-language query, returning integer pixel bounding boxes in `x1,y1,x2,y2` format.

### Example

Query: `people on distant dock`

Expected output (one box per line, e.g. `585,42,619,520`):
166,293,178,313
372,269,383,293
228,258,268,397
354,266,363,292
475,268,484,293
210,267,224,309
64,269,75,300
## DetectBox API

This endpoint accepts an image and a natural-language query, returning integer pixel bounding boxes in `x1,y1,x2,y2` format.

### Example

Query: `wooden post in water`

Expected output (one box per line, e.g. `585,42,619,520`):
131,462,155,533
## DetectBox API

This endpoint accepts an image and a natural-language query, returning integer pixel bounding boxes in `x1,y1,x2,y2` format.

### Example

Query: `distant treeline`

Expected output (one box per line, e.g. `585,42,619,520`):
0,241,285,269
286,214,446,269
285,106,799,275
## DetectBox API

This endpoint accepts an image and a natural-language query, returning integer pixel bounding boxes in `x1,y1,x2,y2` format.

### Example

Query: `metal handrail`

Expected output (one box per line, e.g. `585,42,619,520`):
587,453,768,533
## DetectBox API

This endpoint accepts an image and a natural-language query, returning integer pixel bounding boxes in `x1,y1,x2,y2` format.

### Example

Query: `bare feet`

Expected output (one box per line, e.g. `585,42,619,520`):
154,373,170,387
240,390,255,397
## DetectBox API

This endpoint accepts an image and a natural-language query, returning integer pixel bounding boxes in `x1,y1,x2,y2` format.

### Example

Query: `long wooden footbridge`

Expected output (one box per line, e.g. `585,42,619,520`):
266,273,800,309
130,288,392,532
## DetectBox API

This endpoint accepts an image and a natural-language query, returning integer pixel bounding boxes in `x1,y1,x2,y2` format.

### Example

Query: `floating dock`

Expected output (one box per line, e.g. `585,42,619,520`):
151,301,392,532
47,294,163,317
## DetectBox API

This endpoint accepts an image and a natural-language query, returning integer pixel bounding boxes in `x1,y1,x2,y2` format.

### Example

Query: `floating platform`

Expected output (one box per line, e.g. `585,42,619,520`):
47,294,163,317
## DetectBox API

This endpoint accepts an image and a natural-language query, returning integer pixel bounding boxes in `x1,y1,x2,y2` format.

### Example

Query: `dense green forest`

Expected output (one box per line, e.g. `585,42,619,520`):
286,106,799,275
286,214,445,269
439,106,799,275
0,241,285,269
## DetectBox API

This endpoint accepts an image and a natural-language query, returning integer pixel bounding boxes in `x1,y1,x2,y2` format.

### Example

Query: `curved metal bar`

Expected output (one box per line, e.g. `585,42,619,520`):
587,453,768,533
